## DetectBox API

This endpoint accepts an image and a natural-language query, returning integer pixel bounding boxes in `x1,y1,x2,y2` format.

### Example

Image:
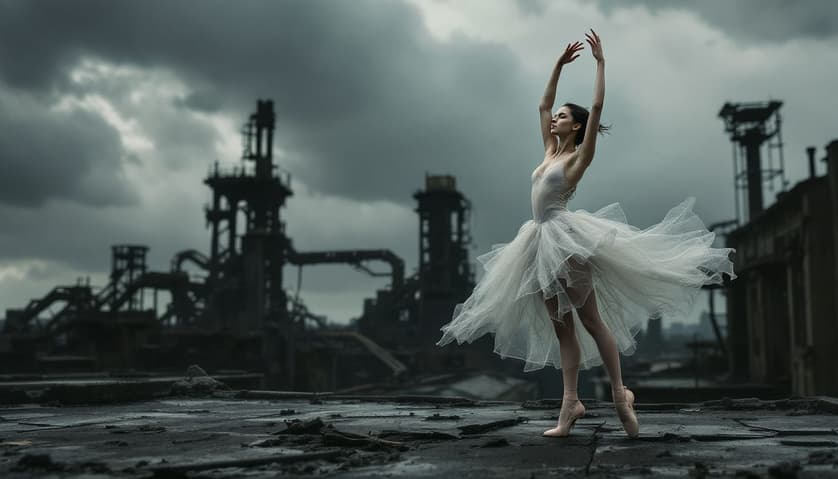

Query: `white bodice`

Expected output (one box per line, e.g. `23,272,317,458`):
531,161,576,222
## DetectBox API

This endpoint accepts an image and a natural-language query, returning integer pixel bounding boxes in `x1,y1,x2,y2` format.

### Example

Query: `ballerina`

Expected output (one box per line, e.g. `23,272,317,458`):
436,29,737,439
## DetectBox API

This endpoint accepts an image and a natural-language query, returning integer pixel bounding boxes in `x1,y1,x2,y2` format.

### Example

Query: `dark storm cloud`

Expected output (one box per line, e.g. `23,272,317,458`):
0,0,537,226
0,89,138,208
593,0,838,43
515,0,549,17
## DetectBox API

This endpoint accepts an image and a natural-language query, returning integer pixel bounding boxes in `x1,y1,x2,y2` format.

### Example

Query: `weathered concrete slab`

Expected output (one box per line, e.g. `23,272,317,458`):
0,373,263,405
1,394,837,477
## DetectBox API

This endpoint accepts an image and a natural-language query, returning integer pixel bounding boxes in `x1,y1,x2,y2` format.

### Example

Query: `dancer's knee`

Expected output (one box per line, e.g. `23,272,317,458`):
544,294,564,320
579,311,605,335
577,288,604,332
552,312,576,341
545,288,577,341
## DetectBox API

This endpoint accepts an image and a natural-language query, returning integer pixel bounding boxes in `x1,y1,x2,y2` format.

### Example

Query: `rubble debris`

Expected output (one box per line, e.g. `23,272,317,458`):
171,433,223,444
322,430,408,451
275,417,326,435
264,417,425,451
244,437,288,448
459,417,528,435
425,412,461,421
812,396,838,414
170,365,229,396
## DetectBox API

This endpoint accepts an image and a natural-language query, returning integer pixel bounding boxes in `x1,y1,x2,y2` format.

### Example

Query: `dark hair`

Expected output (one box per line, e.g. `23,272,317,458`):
563,102,611,146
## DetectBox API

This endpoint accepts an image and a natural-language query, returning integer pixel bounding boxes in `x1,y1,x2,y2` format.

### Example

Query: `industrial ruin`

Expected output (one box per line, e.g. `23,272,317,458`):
0,100,509,393
720,101,838,396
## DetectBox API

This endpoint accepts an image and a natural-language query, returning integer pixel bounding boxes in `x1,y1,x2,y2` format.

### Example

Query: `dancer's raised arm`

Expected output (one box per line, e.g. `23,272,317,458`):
577,29,604,165
539,41,583,155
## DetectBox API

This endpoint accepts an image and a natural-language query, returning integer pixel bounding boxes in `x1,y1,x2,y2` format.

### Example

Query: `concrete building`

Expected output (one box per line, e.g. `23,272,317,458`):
726,139,838,396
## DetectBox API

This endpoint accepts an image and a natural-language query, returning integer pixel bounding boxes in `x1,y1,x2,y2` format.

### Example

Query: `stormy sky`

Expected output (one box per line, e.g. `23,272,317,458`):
1,0,836,327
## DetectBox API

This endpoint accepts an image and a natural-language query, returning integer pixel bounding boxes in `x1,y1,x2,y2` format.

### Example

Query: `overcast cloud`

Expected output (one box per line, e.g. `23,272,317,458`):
0,0,836,325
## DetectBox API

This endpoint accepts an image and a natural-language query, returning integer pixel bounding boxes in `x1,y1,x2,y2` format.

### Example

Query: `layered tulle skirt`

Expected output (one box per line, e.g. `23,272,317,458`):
436,196,737,372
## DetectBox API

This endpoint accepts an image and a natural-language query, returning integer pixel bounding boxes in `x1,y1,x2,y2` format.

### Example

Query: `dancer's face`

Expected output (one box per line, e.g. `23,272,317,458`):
550,106,580,137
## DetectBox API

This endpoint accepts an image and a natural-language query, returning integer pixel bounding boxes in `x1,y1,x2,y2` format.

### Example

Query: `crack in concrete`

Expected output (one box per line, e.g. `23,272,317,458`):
458,417,528,435
733,418,837,436
14,417,137,433
584,421,605,476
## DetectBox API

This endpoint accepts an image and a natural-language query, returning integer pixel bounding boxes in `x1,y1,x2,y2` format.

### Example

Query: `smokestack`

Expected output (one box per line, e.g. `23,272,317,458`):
828,140,838,332
807,146,817,179
829,140,838,178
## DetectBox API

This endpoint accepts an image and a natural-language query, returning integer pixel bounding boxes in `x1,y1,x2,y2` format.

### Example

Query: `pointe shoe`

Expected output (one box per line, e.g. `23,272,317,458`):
543,398,585,437
613,386,639,438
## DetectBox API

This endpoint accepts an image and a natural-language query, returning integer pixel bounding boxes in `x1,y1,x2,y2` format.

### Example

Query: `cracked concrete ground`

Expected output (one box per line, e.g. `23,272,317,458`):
1,393,837,478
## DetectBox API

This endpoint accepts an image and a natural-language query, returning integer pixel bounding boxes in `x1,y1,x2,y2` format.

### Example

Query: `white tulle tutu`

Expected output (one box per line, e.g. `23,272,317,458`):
436,190,737,372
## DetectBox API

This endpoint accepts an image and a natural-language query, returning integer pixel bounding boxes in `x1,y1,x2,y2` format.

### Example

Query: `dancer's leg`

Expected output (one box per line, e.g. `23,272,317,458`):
546,293,580,399
542,292,585,437
576,288,624,394
577,287,639,437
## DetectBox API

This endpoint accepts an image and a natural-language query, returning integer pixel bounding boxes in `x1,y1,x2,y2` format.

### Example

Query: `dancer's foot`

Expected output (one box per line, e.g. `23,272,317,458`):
613,386,639,438
543,398,585,437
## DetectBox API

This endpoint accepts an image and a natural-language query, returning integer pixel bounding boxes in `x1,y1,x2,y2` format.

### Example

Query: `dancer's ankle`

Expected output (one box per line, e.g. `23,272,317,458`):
610,385,626,402
562,392,580,403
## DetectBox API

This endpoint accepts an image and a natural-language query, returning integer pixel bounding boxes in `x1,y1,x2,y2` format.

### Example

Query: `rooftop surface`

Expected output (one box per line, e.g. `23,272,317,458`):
2,391,838,478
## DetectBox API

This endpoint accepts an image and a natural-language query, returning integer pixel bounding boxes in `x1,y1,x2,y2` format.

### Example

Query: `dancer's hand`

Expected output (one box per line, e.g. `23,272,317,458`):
558,41,584,66
585,29,603,63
